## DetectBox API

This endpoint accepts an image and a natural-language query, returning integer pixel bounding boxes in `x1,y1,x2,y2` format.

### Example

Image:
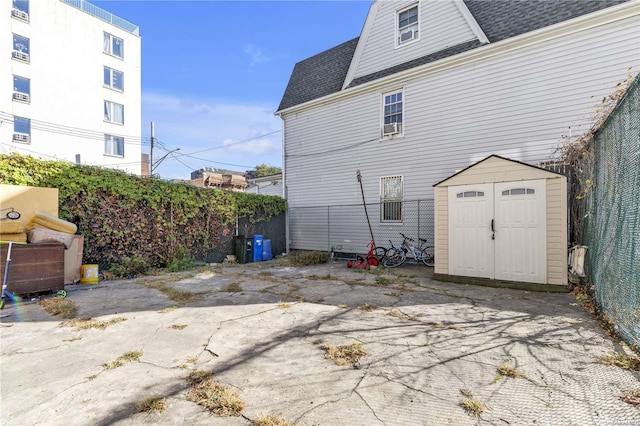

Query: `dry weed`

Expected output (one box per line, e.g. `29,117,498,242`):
61,317,127,330
185,372,244,416
320,342,368,368
358,303,376,312
135,396,167,414
39,298,77,319
621,389,640,405
599,353,640,370
460,397,484,417
103,351,142,370
252,414,294,426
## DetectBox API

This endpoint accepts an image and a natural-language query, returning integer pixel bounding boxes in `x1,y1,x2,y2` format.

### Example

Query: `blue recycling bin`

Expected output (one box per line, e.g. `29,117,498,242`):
252,234,263,262
262,239,272,261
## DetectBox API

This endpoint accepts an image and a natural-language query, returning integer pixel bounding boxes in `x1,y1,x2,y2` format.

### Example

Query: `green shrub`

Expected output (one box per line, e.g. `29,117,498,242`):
286,251,328,266
120,255,150,277
167,256,195,272
108,263,126,278
0,153,287,269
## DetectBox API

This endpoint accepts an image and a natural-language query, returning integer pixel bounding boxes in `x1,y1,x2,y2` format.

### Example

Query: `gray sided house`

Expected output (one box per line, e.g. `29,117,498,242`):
245,174,284,197
276,0,640,256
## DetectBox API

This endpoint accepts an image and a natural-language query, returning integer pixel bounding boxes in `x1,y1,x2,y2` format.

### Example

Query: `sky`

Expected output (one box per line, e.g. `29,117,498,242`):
92,0,373,179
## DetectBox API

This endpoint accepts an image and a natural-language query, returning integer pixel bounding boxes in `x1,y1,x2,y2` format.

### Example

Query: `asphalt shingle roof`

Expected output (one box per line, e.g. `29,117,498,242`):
277,38,359,111
277,0,629,112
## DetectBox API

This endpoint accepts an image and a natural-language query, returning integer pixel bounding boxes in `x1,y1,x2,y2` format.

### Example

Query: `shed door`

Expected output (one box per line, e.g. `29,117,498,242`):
448,180,546,284
448,184,494,279
494,180,546,283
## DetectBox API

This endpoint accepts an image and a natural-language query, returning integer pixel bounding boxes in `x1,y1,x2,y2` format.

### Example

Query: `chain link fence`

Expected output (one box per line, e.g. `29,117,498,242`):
573,74,640,348
289,199,434,260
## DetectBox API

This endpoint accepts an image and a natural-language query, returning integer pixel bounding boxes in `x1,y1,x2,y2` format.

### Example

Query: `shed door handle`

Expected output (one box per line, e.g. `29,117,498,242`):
491,219,495,233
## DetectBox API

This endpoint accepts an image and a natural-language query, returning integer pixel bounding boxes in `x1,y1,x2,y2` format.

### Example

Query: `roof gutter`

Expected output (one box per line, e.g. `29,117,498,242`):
275,0,640,117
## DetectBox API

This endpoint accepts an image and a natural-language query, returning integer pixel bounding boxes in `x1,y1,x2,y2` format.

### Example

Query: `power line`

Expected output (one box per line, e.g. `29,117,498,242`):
183,129,281,155
0,111,151,145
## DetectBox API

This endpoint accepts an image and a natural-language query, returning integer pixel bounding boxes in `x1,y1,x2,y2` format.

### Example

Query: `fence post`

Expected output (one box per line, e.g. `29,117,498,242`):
417,200,421,240
327,206,331,255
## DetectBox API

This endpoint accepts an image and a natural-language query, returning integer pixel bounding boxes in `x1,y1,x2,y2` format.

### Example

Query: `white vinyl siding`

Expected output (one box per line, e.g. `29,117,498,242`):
282,16,640,252
354,0,476,79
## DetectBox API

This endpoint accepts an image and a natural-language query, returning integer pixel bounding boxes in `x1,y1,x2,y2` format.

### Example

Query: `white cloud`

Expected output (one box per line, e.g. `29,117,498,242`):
143,91,282,179
245,44,267,67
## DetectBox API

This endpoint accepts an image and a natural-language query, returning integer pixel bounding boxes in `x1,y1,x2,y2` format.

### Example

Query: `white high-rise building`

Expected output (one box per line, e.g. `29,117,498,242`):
1,0,142,175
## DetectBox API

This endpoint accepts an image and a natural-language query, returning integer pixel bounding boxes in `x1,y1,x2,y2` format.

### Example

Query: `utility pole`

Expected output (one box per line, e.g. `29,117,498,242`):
150,121,155,176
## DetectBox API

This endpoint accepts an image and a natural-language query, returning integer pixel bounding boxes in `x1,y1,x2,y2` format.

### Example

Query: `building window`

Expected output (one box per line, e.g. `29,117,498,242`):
13,116,30,143
380,175,403,223
104,134,124,157
103,32,123,59
12,34,29,62
104,101,124,124
12,0,29,21
502,188,535,196
456,191,485,198
104,66,124,91
382,90,403,137
397,3,419,45
13,75,30,103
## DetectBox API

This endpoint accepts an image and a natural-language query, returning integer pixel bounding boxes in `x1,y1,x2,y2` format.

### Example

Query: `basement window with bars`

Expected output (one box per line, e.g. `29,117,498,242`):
380,175,403,223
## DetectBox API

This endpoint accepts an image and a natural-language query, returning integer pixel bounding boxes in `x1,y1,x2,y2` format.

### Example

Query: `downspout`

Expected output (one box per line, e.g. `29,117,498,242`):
282,117,289,255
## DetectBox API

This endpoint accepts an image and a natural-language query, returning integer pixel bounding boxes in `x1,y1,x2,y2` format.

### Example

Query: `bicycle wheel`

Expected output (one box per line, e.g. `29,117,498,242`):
420,246,435,267
383,248,406,268
373,246,388,262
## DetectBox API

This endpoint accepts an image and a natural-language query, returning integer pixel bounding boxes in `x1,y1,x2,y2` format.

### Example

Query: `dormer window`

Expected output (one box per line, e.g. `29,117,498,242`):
397,3,419,46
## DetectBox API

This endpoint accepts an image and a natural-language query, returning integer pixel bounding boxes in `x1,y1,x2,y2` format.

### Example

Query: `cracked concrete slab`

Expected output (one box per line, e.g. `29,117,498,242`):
1,261,639,425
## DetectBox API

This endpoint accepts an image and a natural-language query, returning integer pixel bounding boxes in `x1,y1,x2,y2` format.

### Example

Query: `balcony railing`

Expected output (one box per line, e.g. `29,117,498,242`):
60,0,139,35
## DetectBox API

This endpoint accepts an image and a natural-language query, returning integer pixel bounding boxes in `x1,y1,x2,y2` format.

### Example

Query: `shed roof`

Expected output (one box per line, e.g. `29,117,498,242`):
277,0,629,112
434,155,565,187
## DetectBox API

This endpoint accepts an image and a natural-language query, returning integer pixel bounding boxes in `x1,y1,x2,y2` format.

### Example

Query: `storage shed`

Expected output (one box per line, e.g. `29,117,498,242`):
433,155,568,290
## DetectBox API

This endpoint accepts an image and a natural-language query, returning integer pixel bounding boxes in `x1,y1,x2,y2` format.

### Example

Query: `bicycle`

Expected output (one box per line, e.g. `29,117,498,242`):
383,232,434,268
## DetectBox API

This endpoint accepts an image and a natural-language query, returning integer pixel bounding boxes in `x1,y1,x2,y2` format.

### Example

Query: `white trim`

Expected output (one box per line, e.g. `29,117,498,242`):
453,0,489,44
277,0,640,116
342,1,378,90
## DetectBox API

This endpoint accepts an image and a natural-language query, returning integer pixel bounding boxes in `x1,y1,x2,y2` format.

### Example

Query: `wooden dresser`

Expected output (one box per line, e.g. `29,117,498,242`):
0,242,65,296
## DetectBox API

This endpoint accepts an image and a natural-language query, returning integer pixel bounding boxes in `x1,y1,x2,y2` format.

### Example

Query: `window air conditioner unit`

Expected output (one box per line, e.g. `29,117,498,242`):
13,133,30,143
13,92,30,103
12,51,29,62
400,29,417,43
383,123,400,136
11,8,29,21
